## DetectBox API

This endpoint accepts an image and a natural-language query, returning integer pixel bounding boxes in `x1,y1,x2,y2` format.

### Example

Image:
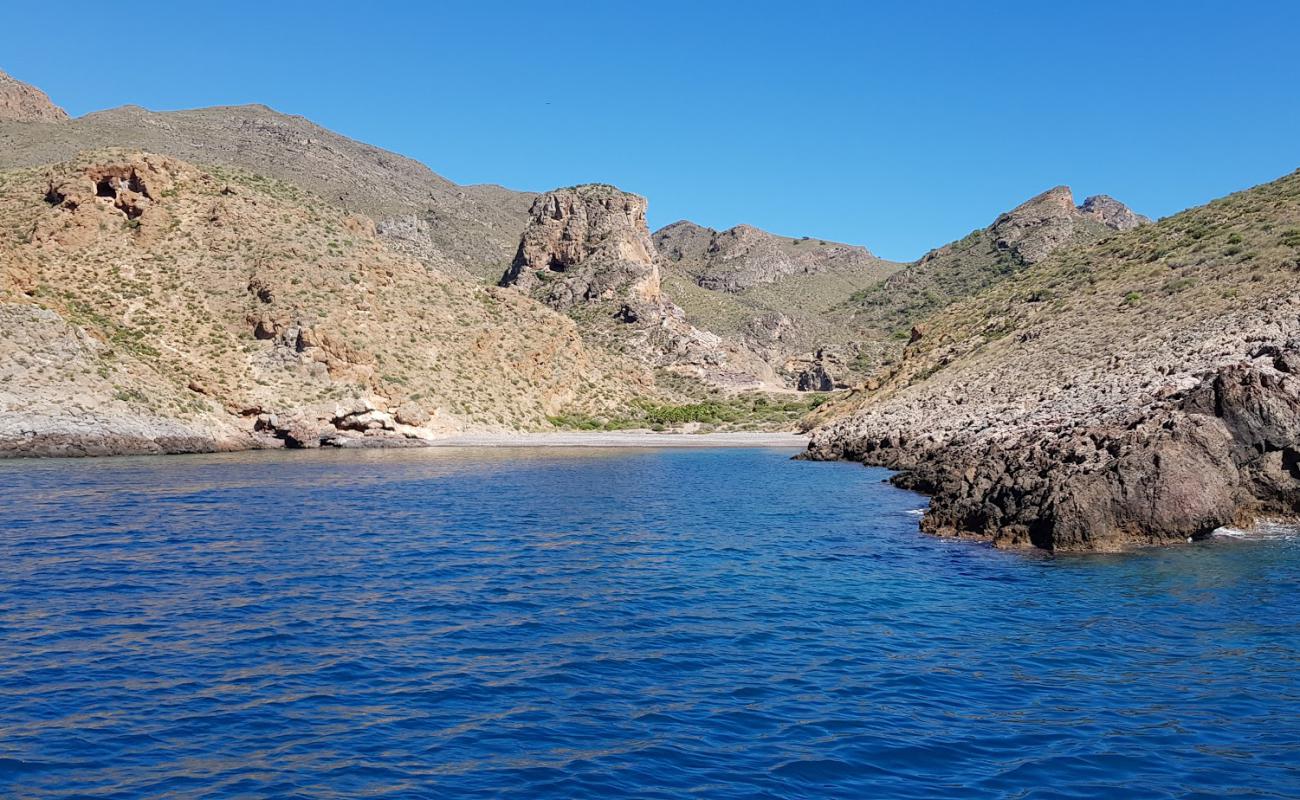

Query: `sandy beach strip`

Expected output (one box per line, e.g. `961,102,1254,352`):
426,431,810,448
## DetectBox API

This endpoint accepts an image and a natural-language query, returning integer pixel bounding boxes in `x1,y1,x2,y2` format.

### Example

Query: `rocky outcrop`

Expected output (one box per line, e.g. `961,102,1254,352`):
0,100,532,278
501,185,663,313
499,184,787,390
785,348,846,392
844,185,1148,371
654,221,881,293
813,358,1300,552
0,70,68,123
1079,194,1151,231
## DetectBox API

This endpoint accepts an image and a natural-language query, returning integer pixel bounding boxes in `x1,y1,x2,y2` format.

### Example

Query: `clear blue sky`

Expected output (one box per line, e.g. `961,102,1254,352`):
6,1,1298,261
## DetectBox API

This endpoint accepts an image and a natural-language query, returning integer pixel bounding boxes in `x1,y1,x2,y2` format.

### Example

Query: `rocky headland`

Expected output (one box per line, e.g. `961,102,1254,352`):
804,170,1300,551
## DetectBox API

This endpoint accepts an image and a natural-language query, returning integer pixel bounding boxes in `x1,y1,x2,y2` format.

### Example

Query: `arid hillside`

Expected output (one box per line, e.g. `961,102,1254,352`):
0,152,648,455
0,90,534,277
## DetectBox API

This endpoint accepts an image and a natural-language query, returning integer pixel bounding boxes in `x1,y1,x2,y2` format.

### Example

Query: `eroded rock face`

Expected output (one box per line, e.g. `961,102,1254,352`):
0,70,69,123
501,185,662,313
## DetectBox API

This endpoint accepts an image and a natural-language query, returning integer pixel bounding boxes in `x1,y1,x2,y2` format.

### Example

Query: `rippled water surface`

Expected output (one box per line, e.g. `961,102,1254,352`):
1,447,1298,798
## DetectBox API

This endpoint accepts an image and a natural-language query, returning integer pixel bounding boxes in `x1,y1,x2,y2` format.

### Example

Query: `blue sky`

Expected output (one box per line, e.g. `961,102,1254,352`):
6,1,1298,261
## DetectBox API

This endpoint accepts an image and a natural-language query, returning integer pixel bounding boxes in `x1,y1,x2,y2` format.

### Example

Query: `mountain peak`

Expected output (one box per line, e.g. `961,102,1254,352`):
991,185,1148,264
0,69,69,123
1078,194,1151,231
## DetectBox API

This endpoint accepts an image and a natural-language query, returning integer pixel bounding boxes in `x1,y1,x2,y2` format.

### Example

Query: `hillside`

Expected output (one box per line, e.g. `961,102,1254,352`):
806,168,1300,551
653,221,902,385
0,98,533,278
0,151,648,456
844,186,1150,346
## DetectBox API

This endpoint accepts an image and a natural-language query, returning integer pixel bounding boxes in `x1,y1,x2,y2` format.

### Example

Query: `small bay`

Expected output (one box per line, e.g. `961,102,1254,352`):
0,447,1296,798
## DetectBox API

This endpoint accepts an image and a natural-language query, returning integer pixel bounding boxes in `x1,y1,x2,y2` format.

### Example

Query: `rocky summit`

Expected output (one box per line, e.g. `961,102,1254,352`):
654,220,884,293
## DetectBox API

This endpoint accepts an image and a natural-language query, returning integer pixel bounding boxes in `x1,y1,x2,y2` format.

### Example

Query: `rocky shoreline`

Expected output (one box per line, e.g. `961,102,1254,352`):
804,351,1300,552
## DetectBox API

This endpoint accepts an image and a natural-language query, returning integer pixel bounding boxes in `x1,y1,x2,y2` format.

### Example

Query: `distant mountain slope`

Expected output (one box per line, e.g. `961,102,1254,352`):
846,186,1149,340
655,221,891,292
0,69,67,122
0,102,533,277
0,151,645,455
652,220,902,386
807,168,1300,551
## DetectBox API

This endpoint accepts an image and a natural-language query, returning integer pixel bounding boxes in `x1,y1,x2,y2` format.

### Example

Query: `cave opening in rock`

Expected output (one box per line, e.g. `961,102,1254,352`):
95,178,117,199
44,187,64,206
126,171,150,198
547,256,567,273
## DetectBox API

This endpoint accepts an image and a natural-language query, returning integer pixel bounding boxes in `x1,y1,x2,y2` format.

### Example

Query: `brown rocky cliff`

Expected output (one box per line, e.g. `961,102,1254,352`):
879,358,1300,552
500,185,789,390
0,70,69,123
501,184,662,312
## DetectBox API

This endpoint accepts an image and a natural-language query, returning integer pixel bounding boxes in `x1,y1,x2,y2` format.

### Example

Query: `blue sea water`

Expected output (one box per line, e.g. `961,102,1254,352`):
0,446,1297,799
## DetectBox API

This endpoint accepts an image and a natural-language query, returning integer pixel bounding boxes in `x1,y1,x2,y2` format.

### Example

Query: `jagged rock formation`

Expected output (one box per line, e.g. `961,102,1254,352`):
501,185,662,313
0,101,533,278
1078,194,1151,232
0,152,649,456
886,359,1300,551
0,70,68,123
500,185,784,390
805,169,1300,551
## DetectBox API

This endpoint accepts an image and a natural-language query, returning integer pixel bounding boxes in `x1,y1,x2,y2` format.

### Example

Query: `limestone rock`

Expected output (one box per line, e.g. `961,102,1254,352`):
884,361,1300,551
